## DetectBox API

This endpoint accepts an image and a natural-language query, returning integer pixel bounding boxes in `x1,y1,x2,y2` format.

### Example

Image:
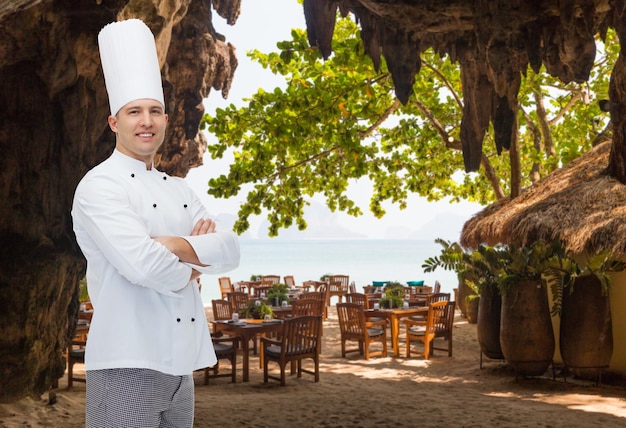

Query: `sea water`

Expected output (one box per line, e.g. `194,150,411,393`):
199,238,459,305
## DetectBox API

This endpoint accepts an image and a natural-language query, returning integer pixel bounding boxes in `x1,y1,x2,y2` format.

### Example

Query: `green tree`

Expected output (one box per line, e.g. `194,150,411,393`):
204,15,616,236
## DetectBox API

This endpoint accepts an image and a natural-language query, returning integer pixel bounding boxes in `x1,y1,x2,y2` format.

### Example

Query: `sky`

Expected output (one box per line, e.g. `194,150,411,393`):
184,0,483,240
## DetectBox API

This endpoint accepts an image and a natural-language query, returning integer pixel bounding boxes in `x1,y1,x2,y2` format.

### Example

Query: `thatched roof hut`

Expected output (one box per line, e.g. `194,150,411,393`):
460,140,626,257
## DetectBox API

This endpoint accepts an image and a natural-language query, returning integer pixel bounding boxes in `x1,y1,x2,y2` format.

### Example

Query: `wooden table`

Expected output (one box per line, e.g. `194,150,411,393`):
212,319,284,382
365,307,428,357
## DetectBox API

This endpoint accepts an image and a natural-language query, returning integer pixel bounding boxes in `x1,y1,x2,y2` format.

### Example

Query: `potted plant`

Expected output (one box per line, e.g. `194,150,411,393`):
239,300,274,319
266,283,290,307
379,282,405,308
423,239,475,317
497,241,558,377
250,274,262,281
546,249,626,379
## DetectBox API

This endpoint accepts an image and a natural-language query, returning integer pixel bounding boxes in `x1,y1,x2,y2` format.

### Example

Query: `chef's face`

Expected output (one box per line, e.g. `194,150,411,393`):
108,98,168,167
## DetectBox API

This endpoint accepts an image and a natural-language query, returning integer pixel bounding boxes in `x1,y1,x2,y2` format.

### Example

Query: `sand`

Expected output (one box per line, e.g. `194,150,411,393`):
1,307,626,428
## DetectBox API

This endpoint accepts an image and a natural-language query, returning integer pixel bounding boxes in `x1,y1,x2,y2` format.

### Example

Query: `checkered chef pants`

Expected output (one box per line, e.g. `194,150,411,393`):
86,368,194,428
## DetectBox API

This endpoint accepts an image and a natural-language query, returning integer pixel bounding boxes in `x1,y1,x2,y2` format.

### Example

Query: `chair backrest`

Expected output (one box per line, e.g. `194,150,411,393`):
284,275,295,288
434,300,456,338
349,281,357,294
218,277,233,299
427,293,451,305
262,275,281,286
329,275,349,291
299,291,324,301
336,302,366,338
345,292,368,308
227,292,249,314
212,299,233,321
291,298,324,317
427,300,449,335
433,280,442,294
279,315,322,356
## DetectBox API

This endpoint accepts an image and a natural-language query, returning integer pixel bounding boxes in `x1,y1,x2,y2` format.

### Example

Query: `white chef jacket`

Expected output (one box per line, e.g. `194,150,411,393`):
71,150,240,375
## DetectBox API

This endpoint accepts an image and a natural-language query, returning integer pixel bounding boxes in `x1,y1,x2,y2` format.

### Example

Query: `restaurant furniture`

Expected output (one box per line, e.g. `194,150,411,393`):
433,280,442,294
67,338,86,388
291,299,324,317
404,300,450,359
284,275,296,288
66,310,92,388
262,315,322,386
212,299,233,323
212,319,285,382
433,301,456,357
409,293,450,321
203,335,239,384
270,305,293,320
227,291,249,315
328,274,350,304
365,306,429,356
336,303,387,359
218,277,233,299
261,275,281,286
299,289,328,319
345,292,369,308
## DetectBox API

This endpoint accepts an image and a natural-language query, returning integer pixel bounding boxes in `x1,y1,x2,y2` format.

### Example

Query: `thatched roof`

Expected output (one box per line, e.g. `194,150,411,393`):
460,141,626,257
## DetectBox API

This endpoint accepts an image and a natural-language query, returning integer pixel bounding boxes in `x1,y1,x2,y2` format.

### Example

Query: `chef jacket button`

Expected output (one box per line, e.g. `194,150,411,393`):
176,318,181,322
191,318,195,322
163,176,167,180
153,203,157,208
131,173,135,178
183,204,188,208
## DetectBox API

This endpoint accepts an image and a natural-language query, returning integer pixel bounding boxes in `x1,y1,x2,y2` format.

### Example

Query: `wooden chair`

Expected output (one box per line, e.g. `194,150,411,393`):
431,300,456,356
345,292,369,308
410,292,451,321
427,292,450,304
262,315,322,386
212,299,233,324
284,275,296,288
336,303,387,359
328,274,350,304
261,275,281,285
227,292,249,315
203,335,239,384
300,291,324,301
349,281,357,294
433,280,442,294
67,339,86,388
404,300,448,359
291,298,324,317
218,277,233,299
300,290,328,320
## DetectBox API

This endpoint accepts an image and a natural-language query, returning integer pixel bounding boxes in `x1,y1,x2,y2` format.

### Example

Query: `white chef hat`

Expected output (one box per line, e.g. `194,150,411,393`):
98,19,165,115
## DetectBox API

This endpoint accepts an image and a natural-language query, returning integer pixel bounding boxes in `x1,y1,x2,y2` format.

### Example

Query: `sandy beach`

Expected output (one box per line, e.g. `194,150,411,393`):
2,307,626,428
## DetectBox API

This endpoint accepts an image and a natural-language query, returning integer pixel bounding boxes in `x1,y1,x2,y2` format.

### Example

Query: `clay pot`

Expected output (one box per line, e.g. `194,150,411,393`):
500,279,554,377
560,275,612,378
477,284,503,360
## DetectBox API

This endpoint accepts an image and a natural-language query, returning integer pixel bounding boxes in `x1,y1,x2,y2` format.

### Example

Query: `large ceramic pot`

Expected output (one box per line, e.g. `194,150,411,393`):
560,275,612,378
500,279,554,377
457,273,474,318
477,284,503,360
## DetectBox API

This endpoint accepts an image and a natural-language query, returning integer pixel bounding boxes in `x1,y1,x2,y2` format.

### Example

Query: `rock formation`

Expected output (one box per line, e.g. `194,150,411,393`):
0,0,239,401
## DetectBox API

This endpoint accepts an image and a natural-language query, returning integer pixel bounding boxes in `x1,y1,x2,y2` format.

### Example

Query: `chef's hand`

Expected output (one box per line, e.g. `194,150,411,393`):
191,218,216,235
